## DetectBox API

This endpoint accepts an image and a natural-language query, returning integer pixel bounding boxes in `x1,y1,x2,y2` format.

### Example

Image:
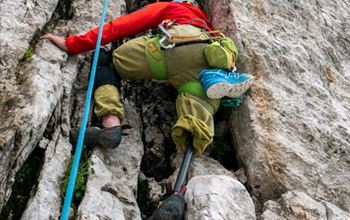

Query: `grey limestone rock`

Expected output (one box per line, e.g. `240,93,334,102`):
261,191,350,220
1,0,350,219
211,0,350,212
76,103,144,220
185,175,256,220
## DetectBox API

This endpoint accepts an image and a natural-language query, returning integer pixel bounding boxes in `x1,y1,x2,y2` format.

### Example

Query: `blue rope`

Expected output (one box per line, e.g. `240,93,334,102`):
60,0,109,219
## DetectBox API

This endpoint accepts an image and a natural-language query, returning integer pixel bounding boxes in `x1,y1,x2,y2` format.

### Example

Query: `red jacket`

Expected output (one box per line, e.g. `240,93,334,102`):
66,2,212,54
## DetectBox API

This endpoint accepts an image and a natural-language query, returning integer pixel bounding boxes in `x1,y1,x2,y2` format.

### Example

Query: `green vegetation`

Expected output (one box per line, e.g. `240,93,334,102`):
61,147,91,214
20,48,34,62
19,0,73,64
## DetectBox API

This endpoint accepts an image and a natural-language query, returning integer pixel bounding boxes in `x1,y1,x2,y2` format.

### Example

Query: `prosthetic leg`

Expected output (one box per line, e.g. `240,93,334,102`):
149,139,194,220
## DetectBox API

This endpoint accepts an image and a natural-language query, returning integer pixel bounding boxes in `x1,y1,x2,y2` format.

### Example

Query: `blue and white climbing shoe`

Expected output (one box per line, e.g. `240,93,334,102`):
199,68,255,99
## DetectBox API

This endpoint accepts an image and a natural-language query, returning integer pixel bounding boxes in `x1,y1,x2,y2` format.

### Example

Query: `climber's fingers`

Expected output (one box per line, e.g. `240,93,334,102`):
41,33,68,52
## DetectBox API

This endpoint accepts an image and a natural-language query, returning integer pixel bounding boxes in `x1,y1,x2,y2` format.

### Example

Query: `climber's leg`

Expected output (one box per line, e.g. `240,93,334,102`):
71,35,156,149
70,49,123,149
159,34,220,154
112,36,154,80
199,68,255,99
171,92,220,154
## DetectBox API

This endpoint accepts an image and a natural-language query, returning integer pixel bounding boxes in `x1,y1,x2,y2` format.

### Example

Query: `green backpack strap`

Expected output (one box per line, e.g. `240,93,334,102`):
145,36,168,80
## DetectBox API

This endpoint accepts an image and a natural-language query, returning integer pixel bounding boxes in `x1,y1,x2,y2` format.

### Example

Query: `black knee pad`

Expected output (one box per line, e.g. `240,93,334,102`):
94,66,121,91
91,48,113,67
90,48,121,91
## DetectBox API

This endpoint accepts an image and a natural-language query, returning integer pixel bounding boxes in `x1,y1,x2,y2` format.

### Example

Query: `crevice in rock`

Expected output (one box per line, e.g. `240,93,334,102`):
0,146,45,220
18,0,73,65
209,107,240,171
136,178,158,219
60,148,91,217
69,56,91,127
125,80,177,218
121,78,177,182
139,82,178,181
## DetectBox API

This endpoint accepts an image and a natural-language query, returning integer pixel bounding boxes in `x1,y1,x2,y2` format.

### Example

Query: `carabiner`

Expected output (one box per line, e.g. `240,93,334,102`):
159,36,175,49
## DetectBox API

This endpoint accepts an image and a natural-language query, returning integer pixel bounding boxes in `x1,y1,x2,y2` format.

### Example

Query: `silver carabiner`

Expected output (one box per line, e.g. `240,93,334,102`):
158,20,176,49
159,36,175,49
158,22,172,38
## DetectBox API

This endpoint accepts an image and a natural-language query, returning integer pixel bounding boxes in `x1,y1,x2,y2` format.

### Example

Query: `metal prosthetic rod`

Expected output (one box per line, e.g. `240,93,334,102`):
148,139,195,220
173,143,194,193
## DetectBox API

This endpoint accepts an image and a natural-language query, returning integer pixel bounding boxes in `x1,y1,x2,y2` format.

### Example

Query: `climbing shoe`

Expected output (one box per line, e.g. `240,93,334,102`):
199,68,255,99
70,126,122,149
149,194,185,220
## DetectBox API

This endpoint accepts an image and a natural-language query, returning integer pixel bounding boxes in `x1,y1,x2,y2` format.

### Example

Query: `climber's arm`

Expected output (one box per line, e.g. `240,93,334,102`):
65,3,168,54
41,34,68,52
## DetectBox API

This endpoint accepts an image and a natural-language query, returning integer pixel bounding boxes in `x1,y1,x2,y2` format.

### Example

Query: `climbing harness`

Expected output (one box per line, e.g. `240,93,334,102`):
145,23,241,111
145,36,168,80
60,0,109,219
146,21,239,75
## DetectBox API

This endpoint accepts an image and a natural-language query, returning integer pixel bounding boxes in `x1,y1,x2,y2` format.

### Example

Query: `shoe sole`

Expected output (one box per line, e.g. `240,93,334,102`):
206,76,255,99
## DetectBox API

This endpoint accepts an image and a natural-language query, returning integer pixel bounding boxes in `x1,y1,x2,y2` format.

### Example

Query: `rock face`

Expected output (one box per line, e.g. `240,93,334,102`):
76,104,144,220
0,0,126,217
261,191,350,220
207,0,350,213
0,0,60,210
185,175,255,220
0,0,59,81
1,0,350,219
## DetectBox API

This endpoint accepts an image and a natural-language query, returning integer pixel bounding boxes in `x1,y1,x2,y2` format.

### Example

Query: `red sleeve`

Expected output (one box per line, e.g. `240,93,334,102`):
66,3,168,54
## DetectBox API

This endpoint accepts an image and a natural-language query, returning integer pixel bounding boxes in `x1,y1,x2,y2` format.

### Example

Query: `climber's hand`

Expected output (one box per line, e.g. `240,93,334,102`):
41,33,68,52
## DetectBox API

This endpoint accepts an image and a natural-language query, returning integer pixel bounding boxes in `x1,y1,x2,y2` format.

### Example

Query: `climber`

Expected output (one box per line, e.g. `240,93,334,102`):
41,0,254,161
43,0,255,218
42,0,254,152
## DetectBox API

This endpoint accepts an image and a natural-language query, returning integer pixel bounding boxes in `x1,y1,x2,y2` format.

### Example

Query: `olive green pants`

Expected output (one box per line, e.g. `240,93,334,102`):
94,26,220,154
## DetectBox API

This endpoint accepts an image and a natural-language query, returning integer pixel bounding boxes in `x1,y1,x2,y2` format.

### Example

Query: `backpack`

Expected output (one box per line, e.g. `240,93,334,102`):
204,35,239,70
